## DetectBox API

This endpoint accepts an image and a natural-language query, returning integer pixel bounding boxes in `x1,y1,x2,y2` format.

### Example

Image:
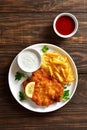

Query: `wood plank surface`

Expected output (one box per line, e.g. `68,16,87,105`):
0,13,87,74
0,0,87,130
0,0,87,13
0,12,86,45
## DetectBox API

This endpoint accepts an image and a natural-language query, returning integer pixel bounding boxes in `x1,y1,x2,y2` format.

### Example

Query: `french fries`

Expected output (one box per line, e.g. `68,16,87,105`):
41,52,74,84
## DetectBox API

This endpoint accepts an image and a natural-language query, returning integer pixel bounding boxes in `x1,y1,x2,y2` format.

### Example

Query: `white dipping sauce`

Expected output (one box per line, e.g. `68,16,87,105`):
18,49,41,72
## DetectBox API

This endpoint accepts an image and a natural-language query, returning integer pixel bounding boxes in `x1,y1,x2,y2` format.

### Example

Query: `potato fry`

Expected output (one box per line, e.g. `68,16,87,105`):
41,52,74,84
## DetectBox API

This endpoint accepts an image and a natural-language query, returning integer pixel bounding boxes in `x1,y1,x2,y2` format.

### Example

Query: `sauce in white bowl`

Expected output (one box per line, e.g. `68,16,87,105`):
53,13,78,38
17,48,41,73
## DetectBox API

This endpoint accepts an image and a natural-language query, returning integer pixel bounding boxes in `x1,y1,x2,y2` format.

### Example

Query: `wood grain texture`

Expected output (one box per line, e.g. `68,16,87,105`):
0,13,87,74
0,0,87,129
0,0,87,13
0,12,86,45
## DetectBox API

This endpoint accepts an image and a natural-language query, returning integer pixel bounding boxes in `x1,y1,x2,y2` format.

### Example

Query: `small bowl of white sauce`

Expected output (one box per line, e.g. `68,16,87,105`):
17,48,41,73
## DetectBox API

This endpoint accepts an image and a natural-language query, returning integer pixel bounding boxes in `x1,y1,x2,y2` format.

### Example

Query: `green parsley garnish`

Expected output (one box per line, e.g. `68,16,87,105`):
61,90,70,101
15,71,25,81
63,84,68,89
19,91,25,101
42,45,49,53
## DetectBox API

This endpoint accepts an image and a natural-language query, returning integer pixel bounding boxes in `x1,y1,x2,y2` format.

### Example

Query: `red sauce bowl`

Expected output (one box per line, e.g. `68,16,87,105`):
53,13,78,38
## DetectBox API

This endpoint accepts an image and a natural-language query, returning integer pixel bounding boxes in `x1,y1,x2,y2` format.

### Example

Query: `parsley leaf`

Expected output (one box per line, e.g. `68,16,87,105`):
42,45,49,53
61,90,70,101
15,71,25,81
19,91,25,101
63,84,68,89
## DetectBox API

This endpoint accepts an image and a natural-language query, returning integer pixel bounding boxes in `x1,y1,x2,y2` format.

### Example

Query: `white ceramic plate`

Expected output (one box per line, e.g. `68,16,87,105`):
8,43,78,113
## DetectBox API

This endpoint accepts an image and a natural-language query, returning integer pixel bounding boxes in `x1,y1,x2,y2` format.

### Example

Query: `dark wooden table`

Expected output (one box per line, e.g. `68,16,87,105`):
0,0,87,130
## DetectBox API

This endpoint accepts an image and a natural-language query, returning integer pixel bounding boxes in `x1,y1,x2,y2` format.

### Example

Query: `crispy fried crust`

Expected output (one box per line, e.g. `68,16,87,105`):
22,68,64,106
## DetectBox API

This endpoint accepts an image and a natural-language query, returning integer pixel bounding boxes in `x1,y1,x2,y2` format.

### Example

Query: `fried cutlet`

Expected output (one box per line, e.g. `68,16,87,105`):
22,68,64,106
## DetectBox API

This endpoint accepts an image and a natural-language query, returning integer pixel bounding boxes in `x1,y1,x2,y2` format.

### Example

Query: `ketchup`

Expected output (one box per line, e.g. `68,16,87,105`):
56,16,75,35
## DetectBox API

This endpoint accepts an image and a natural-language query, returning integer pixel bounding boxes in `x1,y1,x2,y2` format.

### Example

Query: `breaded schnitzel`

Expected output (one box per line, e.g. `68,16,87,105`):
23,68,64,106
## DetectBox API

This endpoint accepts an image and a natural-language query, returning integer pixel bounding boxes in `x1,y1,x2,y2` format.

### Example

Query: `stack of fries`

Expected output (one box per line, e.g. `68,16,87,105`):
41,52,74,84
